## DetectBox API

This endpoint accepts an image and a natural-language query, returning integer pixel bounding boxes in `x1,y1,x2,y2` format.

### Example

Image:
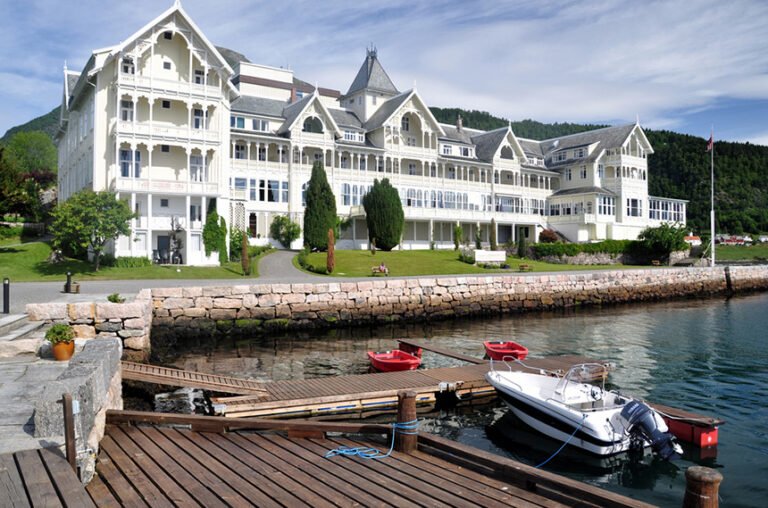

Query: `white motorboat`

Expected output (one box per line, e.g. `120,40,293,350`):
486,360,682,459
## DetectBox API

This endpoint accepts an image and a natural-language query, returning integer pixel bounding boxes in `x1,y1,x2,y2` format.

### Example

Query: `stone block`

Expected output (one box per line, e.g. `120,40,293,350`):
274,304,291,318
182,287,203,298
231,285,251,295
67,303,95,321
209,309,236,320
250,284,273,294
26,303,67,321
213,297,243,309
203,286,231,297
183,307,208,318
123,335,149,350
95,321,122,332
152,287,183,298
282,293,305,304
258,294,281,307
242,293,258,307
124,317,147,330
162,298,194,309
117,329,144,338
195,297,214,309
250,307,276,319
272,284,292,294
73,324,96,339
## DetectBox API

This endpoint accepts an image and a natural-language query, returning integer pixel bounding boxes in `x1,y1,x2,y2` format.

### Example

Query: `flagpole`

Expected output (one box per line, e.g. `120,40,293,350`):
710,127,715,267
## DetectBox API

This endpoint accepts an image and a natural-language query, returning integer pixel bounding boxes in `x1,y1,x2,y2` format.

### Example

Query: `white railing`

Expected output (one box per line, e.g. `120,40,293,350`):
118,74,222,99
113,177,219,195
115,121,219,143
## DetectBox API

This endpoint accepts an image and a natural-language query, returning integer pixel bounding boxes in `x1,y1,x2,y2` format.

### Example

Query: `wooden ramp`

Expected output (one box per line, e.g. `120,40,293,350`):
0,448,95,507
122,361,268,396
91,411,652,507
211,355,605,418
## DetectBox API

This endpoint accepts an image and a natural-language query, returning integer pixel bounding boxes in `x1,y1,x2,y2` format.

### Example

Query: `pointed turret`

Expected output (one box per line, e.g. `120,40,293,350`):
341,47,399,123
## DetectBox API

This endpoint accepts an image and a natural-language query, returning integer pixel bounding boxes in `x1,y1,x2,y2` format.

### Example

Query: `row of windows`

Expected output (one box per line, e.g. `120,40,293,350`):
495,197,546,215
341,184,372,206
343,130,365,143
649,200,685,222
231,116,270,132
626,198,643,217
119,150,208,181
230,178,290,203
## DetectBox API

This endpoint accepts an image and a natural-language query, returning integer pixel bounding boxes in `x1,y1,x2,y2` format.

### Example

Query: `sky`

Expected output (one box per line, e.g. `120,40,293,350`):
1,0,767,145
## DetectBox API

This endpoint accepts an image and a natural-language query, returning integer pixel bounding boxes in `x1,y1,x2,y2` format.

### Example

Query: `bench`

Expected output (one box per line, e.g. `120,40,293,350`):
371,266,389,276
518,264,532,272
651,260,661,266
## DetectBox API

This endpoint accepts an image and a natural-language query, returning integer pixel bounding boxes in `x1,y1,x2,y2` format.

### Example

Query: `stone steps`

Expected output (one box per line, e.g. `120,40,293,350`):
0,316,44,360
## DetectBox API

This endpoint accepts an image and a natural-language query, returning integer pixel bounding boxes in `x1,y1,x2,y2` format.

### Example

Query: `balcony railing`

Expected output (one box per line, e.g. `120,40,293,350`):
118,74,222,99
113,177,219,195
115,121,219,143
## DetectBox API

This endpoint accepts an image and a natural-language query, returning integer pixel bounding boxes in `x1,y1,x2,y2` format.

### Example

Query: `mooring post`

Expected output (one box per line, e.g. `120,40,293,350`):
395,390,417,454
2,278,8,314
62,393,77,473
65,272,72,293
683,466,723,508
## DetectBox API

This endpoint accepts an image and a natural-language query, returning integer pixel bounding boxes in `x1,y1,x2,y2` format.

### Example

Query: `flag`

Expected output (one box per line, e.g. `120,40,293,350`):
706,133,713,152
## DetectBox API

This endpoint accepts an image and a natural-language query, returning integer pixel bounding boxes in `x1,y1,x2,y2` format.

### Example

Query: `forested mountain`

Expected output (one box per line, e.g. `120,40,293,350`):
431,107,768,234
1,107,59,143
4,105,767,233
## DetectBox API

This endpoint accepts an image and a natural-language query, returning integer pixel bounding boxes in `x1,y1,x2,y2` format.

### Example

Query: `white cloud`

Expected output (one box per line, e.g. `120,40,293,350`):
2,0,768,140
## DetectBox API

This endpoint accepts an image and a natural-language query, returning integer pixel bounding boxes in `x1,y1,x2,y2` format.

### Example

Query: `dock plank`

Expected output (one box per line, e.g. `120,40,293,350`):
38,449,96,508
14,449,63,508
0,452,30,508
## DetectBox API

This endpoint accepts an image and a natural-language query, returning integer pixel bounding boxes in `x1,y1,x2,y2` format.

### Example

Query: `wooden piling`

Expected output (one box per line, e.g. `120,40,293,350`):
395,390,417,454
683,466,723,508
62,393,76,473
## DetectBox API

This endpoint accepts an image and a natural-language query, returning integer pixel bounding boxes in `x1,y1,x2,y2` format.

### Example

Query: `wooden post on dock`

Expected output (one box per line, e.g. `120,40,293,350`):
62,393,76,473
684,466,723,508
395,390,417,454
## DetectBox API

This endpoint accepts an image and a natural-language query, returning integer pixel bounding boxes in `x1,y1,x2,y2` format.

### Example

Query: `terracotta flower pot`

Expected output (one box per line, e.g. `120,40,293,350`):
52,341,75,361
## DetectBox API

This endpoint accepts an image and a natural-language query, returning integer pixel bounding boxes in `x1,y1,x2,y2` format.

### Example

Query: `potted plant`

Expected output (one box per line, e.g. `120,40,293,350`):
46,323,75,361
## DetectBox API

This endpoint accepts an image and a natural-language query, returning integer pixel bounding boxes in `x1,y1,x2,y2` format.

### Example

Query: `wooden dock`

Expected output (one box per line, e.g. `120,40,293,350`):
0,448,94,507
210,354,605,418
92,410,652,508
122,360,268,396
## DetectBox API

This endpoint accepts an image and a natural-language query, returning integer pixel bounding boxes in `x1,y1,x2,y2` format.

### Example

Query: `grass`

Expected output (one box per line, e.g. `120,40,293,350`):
0,240,271,282
298,249,627,277
715,244,768,261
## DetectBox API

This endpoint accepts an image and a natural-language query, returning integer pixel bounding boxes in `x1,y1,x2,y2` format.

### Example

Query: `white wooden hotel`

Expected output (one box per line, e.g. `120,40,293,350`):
56,2,686,265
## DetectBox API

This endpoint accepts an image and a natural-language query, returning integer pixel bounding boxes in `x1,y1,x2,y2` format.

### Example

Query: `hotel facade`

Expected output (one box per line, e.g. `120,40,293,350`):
56,3,686,265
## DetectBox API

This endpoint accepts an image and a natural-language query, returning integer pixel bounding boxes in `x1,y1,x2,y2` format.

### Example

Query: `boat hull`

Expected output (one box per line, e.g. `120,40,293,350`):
368,350,421,372
486,371,636,456
483,341,528,361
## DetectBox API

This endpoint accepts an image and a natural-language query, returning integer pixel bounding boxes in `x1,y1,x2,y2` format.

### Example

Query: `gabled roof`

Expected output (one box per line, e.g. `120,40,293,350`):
363,89,445,136
440,124,474,145
518,138,544,158
471,128,508,162
345,48,398,97
277,92,342,136
328,109,362,129
216,46,250,70
540,124,637,160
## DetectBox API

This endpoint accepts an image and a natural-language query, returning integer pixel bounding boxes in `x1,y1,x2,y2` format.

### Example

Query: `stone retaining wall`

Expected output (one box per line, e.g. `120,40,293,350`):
27,289,152,362
151,266,768,344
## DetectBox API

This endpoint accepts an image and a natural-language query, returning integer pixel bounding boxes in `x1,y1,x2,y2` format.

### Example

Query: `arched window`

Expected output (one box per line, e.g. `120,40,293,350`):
302,117,323,133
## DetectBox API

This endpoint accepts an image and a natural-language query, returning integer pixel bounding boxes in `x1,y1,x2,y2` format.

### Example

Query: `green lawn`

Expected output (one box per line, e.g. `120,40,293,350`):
716,244,768,261
298,249,627,277
0,240,269,282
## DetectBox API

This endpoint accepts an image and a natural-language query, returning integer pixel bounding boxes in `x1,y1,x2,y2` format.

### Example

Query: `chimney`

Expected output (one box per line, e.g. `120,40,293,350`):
290,86,296,103
456,114,463,132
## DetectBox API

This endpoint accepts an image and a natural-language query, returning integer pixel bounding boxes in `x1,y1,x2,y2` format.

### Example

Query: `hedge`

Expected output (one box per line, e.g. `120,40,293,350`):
531,240,634,258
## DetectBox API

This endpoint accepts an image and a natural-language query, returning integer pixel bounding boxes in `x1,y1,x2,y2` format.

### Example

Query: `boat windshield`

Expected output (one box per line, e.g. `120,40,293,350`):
554,363,609,399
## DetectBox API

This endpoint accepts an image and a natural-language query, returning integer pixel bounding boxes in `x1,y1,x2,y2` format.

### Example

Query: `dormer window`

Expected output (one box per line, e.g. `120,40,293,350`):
460,147,470,157
575,148,586,158
121,58,135,75
163,61,171,70
442,144,452,156
555,152,567,162
401,116,410,132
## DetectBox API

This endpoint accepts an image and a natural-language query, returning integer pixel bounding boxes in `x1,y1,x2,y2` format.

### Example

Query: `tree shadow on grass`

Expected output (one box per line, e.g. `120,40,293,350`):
32,259,95,277
0,247,23,254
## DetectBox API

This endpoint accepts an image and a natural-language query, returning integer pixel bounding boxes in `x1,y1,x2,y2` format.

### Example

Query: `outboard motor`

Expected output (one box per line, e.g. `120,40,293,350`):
619,400,682,460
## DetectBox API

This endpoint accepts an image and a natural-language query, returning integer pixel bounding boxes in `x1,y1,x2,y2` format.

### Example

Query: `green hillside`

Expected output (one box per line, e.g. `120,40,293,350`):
1,107,59,143
431,107,768,234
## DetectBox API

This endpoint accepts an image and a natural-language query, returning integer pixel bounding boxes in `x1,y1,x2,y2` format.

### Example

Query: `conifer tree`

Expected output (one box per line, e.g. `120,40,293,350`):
303,161,337,251
362,178,404,251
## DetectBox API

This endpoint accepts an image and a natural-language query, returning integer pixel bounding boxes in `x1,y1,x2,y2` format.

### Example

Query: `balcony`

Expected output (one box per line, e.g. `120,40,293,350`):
117,74,222,100
113,177,219,196
115,121,219,145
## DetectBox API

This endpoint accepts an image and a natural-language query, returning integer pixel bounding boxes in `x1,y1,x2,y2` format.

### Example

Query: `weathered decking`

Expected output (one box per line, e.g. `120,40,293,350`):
122,361,268,396
0,448,94,507
89,411,652,507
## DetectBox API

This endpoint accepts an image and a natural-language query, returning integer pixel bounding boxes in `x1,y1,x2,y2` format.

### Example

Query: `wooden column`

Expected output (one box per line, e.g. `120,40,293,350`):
683,466,723,508
395,390,417,454
62,393,76,473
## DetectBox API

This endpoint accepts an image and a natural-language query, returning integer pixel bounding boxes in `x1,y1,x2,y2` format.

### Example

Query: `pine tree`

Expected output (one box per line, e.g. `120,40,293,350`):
303,161,337,251
362,178,404,251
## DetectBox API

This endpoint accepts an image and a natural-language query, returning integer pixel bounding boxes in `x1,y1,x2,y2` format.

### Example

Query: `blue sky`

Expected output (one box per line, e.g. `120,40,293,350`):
1,0,767,145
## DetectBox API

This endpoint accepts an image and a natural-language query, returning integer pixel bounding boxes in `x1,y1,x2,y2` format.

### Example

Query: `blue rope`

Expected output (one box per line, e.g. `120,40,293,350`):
535,414,587,469
324,419,420,460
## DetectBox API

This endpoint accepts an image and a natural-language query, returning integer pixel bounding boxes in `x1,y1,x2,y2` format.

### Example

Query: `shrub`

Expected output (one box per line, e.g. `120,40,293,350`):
99,253,116,267
114,256,151,268
638,223,689,259
517,236,527,258
539,228,559,243
45,323,74,344
453,225,463,251
0,225,23,239
107,293,125,303
530,239,635,259
241,233,250,276
363,178,404,251
297,247,329,275
202,209,227,264
229,229,247,261
270,215,301,248
248,245,273,258
475,230,482,249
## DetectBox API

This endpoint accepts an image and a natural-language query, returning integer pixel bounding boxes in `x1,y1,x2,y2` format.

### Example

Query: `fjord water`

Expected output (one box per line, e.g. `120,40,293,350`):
171,292,768,507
